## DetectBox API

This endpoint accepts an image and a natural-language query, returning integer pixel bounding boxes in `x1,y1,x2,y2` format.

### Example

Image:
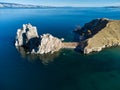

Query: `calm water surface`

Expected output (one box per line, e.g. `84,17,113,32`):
0,7,120,90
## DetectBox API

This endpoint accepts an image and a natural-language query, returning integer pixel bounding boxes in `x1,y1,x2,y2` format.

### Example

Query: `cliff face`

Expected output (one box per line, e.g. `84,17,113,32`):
15,24,39,47
37,34,63,54
15,24,63,54
79,18,120,54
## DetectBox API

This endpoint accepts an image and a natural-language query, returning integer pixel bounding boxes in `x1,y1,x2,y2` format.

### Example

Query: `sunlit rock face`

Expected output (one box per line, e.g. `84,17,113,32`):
15,24,63,55
37,34,63,54
15,23,39,47
77,18,120,54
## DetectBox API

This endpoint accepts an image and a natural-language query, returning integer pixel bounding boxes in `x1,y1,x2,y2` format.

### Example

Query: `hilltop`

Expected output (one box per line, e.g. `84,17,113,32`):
76,18,120,54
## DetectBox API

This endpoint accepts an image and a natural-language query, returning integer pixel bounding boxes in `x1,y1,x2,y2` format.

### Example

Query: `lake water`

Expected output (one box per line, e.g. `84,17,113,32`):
0,7,120,90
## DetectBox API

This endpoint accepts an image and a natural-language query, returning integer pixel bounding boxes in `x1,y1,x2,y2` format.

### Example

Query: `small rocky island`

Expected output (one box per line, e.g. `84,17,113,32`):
15,24,64,54
15,18,120,55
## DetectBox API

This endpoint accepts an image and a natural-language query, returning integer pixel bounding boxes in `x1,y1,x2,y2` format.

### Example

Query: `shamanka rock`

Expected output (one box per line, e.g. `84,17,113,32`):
15,23,39,47
15,24,63,54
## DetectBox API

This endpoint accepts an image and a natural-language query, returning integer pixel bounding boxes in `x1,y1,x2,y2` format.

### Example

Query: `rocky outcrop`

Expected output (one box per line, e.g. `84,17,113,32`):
15,24,63,54
77,18,120,54
37,34,63,54
15,23,39,47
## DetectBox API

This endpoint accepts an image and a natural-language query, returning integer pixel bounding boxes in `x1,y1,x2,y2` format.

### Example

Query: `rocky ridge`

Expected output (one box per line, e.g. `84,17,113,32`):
78,18,120,54
0,2,49,8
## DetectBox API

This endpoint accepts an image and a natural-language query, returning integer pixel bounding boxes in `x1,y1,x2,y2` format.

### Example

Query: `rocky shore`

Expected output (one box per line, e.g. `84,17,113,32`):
77,18,120,54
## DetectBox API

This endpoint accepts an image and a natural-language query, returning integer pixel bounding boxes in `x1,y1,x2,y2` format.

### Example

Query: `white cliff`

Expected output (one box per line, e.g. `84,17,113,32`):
15,23,39,47
37,34,63,54
15,24,63,54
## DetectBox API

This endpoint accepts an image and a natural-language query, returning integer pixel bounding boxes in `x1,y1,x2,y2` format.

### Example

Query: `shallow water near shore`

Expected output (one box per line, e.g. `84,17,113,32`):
1,7,120,90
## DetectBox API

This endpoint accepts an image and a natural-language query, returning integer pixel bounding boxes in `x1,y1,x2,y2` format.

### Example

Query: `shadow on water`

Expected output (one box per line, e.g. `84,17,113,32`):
16,46,60,65
73,33,80,42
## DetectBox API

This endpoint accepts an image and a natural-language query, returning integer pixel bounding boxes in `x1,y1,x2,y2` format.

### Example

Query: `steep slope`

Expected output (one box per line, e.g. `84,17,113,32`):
79,18,120,54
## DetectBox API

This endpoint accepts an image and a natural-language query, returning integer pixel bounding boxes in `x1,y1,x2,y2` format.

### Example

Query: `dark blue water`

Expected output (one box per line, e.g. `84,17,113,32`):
1,7,120,90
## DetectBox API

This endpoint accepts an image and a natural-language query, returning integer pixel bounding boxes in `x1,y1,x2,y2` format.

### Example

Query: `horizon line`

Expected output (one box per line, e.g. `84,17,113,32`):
0,1,120,7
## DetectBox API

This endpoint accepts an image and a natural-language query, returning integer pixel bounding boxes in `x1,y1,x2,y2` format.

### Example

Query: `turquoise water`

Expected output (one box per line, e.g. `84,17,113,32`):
0,7,120,90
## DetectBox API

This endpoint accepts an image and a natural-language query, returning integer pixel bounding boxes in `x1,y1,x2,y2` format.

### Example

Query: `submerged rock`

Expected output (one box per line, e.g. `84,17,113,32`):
77,18,120,54
16,46,60,64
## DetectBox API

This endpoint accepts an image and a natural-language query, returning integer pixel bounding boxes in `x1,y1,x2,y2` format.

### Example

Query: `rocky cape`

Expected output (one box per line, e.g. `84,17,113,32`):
76,18,120,54
15,18,120,55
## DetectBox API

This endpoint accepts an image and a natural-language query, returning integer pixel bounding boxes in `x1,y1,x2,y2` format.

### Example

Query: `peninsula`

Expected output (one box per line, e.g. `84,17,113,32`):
76,18,120,54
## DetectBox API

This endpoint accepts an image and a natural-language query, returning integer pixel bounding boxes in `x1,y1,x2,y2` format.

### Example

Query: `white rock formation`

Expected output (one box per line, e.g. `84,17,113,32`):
15,23,39,47
37,34,63,54
15,24,63,54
